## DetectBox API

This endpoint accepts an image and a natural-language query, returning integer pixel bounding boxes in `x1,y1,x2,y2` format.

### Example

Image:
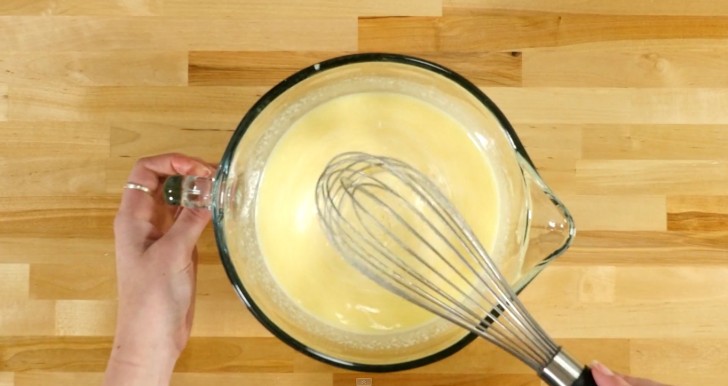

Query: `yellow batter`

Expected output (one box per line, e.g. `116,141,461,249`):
256,91,501,335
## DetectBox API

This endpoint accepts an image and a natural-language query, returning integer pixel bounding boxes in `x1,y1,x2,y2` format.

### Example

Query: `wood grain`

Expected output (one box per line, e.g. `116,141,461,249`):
0,17,356,51
565,230,728,265
486,87,728,125
580,124,728,160
0,84,7,121
7,86,265,122
562,195,667,231
0,373,12,386
445,0,728,16
523,44,728,88
0,265,28,302
0,51,188,86
667,196,728,231
0,0,162,16
163,0,442,18
188,51,522,87
55,300,116,337
360,12,728,52
2,2,728,385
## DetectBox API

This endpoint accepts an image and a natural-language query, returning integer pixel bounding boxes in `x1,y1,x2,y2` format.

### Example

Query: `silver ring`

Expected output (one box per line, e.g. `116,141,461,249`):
124,182,152,194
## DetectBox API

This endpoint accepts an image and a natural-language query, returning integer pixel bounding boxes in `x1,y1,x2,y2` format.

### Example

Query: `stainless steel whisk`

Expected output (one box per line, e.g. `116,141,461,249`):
316,152,596,386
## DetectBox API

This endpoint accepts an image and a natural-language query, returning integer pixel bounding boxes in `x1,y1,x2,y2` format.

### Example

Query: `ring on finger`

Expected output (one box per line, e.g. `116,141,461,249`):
124,182,153,194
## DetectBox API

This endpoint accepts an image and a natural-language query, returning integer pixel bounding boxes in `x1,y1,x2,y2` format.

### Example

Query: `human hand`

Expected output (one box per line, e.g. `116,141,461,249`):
103,154,214,386
592,361,672,386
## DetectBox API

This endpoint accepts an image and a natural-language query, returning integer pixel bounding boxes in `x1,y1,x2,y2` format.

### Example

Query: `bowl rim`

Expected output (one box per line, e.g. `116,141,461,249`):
211,52,535,372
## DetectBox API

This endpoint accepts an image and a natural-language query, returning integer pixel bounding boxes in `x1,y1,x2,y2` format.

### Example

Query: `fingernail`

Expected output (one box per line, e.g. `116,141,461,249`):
200,166,213,177
591,361,614,376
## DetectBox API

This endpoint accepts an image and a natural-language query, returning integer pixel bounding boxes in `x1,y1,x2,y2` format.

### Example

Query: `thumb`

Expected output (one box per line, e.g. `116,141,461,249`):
165,207,212,252
591,362,632,386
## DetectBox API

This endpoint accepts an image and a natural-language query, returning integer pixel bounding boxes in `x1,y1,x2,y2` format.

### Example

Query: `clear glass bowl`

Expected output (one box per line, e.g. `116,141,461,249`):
197,53,576,371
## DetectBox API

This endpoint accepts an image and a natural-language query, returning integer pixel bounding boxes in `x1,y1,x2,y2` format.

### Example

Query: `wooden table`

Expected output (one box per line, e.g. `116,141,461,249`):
2,1,728,385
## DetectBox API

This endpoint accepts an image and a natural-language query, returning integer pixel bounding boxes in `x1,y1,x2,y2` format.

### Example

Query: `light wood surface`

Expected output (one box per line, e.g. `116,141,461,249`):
1,1,727,385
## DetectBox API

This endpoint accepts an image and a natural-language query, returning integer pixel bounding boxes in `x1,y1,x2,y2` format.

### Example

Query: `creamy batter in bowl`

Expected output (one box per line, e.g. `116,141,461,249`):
172,53,575,371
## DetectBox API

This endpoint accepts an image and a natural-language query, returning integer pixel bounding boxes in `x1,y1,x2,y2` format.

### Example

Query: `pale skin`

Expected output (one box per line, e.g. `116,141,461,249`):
103,153,671,386
592,362,672,386
104,154,213,386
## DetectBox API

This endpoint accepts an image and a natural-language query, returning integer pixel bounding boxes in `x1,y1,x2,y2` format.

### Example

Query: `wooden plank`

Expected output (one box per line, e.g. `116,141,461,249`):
563,230,728,266
0,0,161,16
189,52,341,87
446,0,728,16
360,13,728,52
0,301,55,336
0,196,117,238
0,373,12,386
0,265,28,301
562,195,666,231
0,122,108,156
515,123,581,173
14,372,332,386
521,265,616,307
631,339,728,385
511,123,581,195
523,45,728,88
15,372,99,386
110,122,232,160
359,14,558,52
196,266,237,299
422,52,522,86
55,300,277,338
164,0,441,17
524,266,728,338
572,160,728,195
172,373,333,386
55,300,116,336
523,265,728,306
175,337,296,373
0,84,6,121
0,51,187,86
0,337,110,372
558,14,728,45
190,300,273,338
0,157,106,196
0,237,114,265
485,88,728,125
581,125,728,160
30,263,114,300
189,51,521,87
667,195,728,231
7,86,263,122
0,17,356,51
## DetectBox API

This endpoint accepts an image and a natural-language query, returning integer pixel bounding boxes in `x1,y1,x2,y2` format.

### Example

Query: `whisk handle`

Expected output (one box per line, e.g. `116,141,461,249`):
572,367,597,386
540,349,597,386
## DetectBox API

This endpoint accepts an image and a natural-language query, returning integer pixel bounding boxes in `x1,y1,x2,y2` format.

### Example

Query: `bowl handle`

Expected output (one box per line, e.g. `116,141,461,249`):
163,175,214,210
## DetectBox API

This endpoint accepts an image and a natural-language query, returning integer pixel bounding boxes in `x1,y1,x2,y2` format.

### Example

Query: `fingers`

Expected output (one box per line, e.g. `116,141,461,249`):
591,362,671,386
128,153,213,189
164,207,212,255
591,362,633,386
119,153,215,222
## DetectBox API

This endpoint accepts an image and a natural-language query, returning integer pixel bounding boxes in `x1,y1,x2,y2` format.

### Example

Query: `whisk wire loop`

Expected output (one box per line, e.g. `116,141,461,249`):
345,160,555,366
316,152,561,372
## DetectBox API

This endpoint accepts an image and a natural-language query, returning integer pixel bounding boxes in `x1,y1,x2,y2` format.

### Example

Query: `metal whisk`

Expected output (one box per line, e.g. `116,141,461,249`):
316,152,596,386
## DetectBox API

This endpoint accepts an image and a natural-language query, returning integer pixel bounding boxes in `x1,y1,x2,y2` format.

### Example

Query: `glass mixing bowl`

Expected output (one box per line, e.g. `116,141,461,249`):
167,53,575,371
